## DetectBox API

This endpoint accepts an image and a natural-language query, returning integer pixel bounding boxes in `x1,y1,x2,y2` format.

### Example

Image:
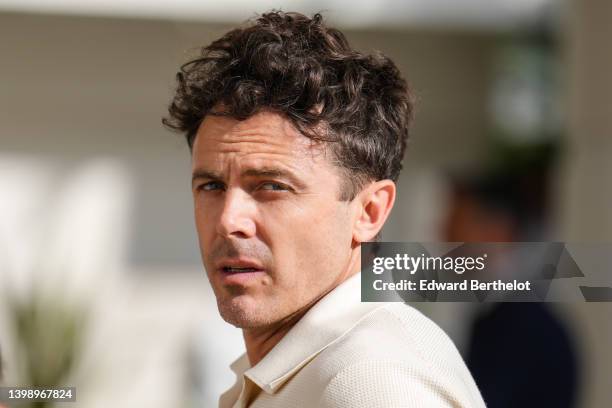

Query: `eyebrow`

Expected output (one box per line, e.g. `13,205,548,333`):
192,167,306,189
192,169,222,184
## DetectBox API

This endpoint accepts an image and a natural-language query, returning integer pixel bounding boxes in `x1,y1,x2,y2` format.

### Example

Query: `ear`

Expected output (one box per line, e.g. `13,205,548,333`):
352,180,396,243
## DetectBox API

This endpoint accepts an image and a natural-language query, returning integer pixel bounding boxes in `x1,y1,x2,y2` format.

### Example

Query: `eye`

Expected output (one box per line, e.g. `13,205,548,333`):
259,182,288,191
198,181,225,192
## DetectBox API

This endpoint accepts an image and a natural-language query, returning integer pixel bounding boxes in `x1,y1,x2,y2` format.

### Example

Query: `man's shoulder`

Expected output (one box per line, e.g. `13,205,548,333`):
318,302,462,369
308,303,486,408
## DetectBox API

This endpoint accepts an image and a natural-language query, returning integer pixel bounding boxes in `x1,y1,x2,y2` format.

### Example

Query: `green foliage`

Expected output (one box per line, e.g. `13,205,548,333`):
3,287,88,408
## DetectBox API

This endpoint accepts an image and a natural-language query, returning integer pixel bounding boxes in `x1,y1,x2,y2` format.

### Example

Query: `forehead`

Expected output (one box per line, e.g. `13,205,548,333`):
191,111,330,173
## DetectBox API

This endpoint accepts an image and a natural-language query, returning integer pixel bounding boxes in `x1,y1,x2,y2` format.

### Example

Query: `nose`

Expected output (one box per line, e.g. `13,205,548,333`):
216,188,257,239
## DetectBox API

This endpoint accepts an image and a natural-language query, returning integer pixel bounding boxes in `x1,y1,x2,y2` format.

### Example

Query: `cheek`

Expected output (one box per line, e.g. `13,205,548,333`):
268,201,353,281
194,199,217,249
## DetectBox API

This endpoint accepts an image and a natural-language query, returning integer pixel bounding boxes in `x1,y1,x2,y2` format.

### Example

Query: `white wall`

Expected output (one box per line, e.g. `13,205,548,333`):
557,1,612,407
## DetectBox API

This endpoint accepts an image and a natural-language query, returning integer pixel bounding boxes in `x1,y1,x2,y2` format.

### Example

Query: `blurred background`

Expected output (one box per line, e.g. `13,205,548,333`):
0,0,610,407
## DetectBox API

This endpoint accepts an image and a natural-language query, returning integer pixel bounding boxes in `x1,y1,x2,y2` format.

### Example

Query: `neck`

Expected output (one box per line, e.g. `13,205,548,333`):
243,245,361,366
242,306,308,367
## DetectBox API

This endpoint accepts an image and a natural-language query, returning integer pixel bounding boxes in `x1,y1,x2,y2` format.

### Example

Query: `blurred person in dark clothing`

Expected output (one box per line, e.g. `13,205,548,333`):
444,166,580,408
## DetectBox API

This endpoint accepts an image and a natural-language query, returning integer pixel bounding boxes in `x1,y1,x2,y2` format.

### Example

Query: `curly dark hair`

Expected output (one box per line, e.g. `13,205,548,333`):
163,11,413,200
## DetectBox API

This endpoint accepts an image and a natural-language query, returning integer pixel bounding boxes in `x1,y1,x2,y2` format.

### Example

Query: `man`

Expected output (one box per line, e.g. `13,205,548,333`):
444,169,579,408
164,11,485,408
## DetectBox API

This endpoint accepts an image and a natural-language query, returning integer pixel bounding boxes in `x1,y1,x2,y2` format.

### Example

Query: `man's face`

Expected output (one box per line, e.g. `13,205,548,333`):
192,111,357,329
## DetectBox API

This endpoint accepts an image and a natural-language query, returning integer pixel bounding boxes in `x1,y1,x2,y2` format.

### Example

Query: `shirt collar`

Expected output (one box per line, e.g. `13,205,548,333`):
229,272,385,394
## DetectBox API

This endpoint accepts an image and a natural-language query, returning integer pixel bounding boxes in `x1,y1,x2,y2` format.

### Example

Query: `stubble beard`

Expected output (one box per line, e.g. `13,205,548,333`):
215,288,280,329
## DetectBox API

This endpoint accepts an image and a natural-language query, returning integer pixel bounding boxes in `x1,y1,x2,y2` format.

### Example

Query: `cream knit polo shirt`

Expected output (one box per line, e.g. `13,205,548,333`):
219,273,486,408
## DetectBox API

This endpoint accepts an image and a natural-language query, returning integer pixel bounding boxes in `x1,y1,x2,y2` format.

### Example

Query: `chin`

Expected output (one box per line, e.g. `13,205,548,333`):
217,295,276,329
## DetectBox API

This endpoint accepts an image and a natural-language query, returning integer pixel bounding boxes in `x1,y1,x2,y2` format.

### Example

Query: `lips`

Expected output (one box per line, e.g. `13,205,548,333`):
215,258,267,285
216,258,265,274
223,266,259,273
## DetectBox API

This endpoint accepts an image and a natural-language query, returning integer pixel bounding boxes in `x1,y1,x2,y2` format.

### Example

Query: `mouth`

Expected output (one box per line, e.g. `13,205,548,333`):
215,259,266,284
222,266,262,273
217,258,265,272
